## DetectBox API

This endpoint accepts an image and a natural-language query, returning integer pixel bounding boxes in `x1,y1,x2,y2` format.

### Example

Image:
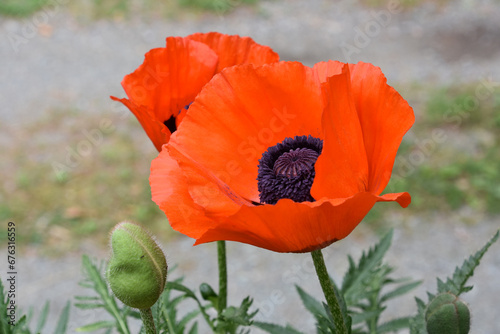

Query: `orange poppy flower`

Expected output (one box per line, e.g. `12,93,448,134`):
111,32,279,151
150,61,414,253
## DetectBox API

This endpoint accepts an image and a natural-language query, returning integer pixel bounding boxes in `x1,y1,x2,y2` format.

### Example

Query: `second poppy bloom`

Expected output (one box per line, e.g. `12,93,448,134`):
150,61,415,253
111,32,279,151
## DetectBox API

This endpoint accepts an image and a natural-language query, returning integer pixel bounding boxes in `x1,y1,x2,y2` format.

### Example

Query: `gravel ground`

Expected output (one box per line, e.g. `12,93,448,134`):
1,0,500,333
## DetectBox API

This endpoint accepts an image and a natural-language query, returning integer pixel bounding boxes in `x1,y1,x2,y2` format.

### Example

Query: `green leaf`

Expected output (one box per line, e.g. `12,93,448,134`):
377,317,412,333
188,321,199,334
35,301,50,333
78,255,131,334
167,281,198,299
74,296,101,301
73,303,105,310
295,286,337,333
341,230,393,300
380,280,422,303
253,321,305,334
350,310,382,325
53,301,70,334
330,278,352,331
218,296,257,328
16,315,28,331
409,297,428,334
0,279,12,334
437,229,499,296
178,309,201,331
76,321,115,332
296,286,327,321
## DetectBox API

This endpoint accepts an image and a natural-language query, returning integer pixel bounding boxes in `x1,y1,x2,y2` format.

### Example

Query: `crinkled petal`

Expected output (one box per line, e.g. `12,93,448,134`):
311,64,369,200
187,32,279,73
194,191,407,253
150,146,216,239
121,38,218,124
167,143,252,219
348,62,415,194
313,60,345,83
169,61,323,202
110,96,169,152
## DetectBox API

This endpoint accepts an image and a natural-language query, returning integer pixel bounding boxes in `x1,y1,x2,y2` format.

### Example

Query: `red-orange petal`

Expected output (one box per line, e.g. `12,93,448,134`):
311,64,369,200
169,61,324,203
194,191,407,253
348,62,415,195
121,38,218,125
167,143,251,219
110,96,169,152
187,32,279,73
313,60,345,83
150,146,216,239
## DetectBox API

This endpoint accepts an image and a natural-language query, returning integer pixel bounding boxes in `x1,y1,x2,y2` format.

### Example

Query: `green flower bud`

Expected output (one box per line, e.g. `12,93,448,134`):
425,292,470,334
200,283,218,301
107,222,167,309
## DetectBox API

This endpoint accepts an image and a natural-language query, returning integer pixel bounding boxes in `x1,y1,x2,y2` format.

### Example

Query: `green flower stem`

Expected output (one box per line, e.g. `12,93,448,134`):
139,308,156,334
217,240,228,313
311,249,348,334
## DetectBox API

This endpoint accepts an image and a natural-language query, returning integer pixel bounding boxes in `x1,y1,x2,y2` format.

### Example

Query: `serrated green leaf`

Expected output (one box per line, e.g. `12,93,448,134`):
74,296,101,301
76,321,115,332
0,279,12,334
178,309,200,331
79,255,131,334
53,301,70,334
35,301,50,333
437,230,499,296
16,314,28,330
409,297,427,334
74,303,105,309
380,280,422,303
330,278,352,331
253,321,304,334
167,281,198,299
296,286,327,321
377,317,412,333
342,230,393,300
350,310,381,325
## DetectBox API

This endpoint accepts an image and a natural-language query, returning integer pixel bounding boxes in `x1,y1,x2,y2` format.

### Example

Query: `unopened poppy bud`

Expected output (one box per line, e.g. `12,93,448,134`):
200,283,218,301
106,222,168,309
425,292,470,334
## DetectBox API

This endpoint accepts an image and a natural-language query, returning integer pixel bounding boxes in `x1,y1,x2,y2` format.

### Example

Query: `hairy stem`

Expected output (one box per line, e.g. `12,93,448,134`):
311,249,348,334
139,308,156,334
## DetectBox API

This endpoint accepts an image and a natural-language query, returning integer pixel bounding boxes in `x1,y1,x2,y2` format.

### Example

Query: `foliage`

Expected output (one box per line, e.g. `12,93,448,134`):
0,279,70,334
409,230,499,334
256,230,421,334
2,230,497,333
0,0,259,18
0,111,169,253
75,257,257,334
177,0,257,13
0,0,49,17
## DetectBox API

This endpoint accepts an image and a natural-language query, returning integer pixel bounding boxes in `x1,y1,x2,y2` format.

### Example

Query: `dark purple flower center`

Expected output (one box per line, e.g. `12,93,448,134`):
163,115,177,133
257,135,323,205
163,103,191,133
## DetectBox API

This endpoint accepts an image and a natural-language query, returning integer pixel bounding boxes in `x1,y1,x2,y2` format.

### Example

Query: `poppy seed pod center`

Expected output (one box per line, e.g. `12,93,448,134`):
257,135,323,205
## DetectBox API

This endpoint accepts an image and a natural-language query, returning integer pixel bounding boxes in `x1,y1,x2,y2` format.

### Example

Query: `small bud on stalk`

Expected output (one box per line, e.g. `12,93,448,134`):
106,221,168,310
425,292,470,334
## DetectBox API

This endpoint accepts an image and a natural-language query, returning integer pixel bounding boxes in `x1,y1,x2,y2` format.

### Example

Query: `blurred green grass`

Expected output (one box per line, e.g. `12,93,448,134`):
1,82,499,253
0,109,171,254
369,81,500,223
0,0,258,19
